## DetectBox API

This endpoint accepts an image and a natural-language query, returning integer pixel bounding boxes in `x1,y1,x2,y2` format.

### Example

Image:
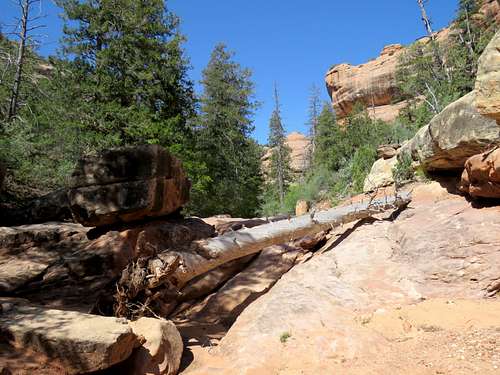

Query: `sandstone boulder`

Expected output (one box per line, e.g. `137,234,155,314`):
400,91,500,171
363,156,397,192
295,199,309,216
475,29,500,123
459,148,500,198
121,317,183,375
0,299,138,374
68,145,190,227
377,143,400,159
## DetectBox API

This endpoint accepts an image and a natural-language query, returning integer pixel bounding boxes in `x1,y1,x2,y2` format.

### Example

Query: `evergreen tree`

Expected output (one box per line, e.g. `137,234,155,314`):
306,84,321,169
55,0,195,148
193,43,262,217
313,103,341,170
268,84,291,206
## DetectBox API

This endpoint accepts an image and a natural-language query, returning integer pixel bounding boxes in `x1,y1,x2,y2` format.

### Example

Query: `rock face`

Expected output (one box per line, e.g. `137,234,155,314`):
68,145,190,227
262,132,311,180
363,156,397,192
459,148,500,198
325,1,500,122
184,183,500,374
475,29,500,124
325,44,406,122
400,91,500,171
0,299,138,374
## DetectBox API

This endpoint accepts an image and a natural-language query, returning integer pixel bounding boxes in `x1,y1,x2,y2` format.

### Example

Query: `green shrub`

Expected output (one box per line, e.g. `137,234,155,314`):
392,152,414,187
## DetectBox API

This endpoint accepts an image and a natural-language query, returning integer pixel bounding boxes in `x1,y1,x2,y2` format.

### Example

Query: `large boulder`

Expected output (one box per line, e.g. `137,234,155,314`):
0,299,138,374
68,145,190,227
459,148,500,198
363,156,397,192
120,317,183,375
400,91,500,171
475,29,500,124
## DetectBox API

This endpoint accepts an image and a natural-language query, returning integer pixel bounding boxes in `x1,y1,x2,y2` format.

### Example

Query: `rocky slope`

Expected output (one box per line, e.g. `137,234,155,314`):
181,181,500,374
325,0,500,123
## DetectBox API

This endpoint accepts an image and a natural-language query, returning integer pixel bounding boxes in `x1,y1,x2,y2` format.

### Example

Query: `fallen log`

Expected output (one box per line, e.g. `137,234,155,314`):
114,193,411,318
173,192,411,286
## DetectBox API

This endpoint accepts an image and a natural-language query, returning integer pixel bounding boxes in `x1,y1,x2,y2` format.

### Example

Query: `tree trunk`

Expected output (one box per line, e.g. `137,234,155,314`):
8,0,30,120
173,192,411,286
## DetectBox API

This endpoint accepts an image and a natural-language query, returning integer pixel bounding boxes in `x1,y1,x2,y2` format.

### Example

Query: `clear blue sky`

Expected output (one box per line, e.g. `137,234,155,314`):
0,0,459,144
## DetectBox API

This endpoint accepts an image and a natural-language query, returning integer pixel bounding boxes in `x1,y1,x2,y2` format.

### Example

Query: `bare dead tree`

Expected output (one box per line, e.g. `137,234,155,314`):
417,0,434,37
416,0,451,84
6,0,45,121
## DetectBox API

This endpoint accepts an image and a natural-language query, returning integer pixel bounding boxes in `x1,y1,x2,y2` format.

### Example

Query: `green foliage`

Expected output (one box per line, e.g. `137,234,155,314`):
261,103,417,215
396,0,496,120
392,152,414,187
191,44,263,217
264,85,292,207
280,331,291,343
55,0,195,147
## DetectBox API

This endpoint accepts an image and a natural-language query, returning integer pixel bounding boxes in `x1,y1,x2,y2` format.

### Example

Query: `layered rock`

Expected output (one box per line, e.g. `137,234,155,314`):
0,299,184,375
325,1,500,122
261,132,311,179
0,189,72,226
68,145,190,227
400,91,500,171
325,44,406,122
475,28,500,124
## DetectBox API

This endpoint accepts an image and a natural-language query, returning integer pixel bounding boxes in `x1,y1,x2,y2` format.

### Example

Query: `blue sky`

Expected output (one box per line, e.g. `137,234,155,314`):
0,0,459,144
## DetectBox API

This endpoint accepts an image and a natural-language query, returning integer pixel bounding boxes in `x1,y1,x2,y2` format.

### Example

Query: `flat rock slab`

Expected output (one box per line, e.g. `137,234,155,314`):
0,300,138,374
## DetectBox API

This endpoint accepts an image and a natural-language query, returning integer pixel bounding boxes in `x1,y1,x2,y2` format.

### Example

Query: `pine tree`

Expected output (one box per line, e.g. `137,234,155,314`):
56,0,195,148
193,43,262,217
306,84,321,169
313,103,342,170
268,84,291,206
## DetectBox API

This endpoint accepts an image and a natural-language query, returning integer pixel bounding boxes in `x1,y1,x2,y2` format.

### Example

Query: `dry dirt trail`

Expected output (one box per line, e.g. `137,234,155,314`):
180,181,500,375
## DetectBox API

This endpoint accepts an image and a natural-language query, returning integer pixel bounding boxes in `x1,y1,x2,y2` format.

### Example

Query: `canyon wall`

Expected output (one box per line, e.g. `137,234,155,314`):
325,0,500,123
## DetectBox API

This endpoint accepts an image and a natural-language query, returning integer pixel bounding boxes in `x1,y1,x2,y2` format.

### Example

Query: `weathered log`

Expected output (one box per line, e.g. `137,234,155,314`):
172,193,411,287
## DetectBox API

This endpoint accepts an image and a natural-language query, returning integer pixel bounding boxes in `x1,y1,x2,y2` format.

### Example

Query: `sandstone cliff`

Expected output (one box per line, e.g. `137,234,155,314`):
325,0,500,123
